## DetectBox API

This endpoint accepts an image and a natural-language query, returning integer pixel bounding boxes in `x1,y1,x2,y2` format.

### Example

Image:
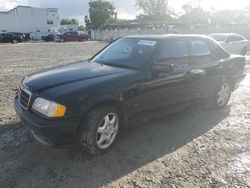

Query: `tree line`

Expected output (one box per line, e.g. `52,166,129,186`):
62,0,250,30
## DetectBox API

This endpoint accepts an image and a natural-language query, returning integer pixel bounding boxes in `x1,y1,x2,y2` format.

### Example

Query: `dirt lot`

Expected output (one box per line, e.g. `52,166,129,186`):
0,42,250,188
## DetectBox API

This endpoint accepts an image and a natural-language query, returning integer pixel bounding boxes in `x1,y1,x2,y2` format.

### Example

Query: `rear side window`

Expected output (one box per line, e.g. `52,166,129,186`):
209,40,230,60
190,39,212,64
157,39,189,65
227,35,244,42
191,40,211,56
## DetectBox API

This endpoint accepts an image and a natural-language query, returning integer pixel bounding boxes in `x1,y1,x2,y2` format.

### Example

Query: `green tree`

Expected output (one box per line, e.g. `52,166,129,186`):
136,0,174,21
78,25,85,31
60,18,79,25
211,8,250,25
179,4,210,25
84,15,92,30
88,0,115,30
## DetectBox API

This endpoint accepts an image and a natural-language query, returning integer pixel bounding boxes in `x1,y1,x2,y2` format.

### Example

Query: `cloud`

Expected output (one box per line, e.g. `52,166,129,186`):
115,0,137,19
0,0,18,10
0,0,137,24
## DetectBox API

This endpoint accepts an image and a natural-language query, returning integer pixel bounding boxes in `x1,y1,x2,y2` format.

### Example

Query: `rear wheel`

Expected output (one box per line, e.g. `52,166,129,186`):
211,80,232,108
79,38,87,42
79,105,120,155
60,38,65,42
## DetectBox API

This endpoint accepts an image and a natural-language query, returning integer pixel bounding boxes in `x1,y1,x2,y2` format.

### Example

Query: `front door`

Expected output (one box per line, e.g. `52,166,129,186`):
126,39,196,117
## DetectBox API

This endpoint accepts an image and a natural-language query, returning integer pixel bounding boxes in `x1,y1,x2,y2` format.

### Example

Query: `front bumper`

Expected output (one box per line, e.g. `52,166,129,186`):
14,95,80,145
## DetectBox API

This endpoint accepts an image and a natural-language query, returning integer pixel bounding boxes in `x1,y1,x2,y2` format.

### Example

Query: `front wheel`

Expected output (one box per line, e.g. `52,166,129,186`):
211,80,232,108
12,39,18,44
79,105,120,155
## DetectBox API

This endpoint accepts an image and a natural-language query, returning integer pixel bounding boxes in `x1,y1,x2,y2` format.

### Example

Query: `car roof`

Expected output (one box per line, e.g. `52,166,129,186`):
123,34,211,40
209,33,242,36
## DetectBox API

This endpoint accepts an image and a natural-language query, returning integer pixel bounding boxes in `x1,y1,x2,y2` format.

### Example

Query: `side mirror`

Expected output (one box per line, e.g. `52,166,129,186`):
152,63,174,74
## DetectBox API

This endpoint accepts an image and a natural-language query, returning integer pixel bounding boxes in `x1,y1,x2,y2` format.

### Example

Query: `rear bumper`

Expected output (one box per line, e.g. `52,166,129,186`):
14,96,80,145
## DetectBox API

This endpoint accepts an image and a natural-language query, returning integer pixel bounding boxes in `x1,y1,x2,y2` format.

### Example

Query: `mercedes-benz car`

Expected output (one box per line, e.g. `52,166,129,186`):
14,35,246,155
209,33,249,55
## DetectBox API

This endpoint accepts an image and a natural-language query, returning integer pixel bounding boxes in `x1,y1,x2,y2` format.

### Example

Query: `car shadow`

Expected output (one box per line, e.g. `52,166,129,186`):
0,104,231,188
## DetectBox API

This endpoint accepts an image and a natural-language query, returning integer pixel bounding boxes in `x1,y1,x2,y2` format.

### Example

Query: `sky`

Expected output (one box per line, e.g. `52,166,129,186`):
0,0,250,24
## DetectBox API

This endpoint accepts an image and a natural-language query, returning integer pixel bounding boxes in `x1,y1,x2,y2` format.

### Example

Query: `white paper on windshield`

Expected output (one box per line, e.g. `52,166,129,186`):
138,40,156,46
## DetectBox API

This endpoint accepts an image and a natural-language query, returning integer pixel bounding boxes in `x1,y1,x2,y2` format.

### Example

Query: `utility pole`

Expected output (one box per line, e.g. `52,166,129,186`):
198,0,201,9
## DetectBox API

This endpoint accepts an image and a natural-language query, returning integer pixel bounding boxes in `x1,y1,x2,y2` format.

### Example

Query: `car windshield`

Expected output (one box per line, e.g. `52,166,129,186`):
210,35,227,42
91,38,158,69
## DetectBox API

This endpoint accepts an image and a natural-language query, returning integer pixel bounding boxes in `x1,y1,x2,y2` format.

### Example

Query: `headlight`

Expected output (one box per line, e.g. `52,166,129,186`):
32,97,66,117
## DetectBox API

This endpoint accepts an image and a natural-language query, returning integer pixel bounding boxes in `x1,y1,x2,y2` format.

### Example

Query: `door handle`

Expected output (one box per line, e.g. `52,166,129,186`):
186,69,206,79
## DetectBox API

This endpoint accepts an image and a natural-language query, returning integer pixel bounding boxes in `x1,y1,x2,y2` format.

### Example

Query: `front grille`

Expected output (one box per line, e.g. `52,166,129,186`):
20,88,32,110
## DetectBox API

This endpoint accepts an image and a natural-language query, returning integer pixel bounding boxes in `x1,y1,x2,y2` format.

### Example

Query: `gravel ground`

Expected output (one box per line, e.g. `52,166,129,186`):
0,42,250,188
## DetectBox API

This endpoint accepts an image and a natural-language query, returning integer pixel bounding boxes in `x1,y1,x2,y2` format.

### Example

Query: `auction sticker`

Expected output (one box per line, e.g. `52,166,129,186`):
138,40,156,46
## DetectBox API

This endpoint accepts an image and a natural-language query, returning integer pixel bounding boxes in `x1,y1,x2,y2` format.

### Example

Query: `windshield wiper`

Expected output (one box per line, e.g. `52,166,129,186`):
94,60,135,69
104,62,135,69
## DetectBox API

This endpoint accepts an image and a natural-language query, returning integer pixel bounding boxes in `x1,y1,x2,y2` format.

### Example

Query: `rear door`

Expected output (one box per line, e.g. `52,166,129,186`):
189,38,228,98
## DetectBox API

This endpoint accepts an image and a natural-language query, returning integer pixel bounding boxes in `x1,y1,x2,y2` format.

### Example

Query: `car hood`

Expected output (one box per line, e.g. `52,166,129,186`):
23,61,130,92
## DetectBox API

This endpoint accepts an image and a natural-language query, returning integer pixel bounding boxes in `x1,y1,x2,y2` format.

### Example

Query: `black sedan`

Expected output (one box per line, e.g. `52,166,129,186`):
2,33,22,44
14,35,246,155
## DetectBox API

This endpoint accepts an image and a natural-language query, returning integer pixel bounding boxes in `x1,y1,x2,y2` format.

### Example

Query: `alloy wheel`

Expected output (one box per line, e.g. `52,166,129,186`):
96,112,119,150
217,83,231,106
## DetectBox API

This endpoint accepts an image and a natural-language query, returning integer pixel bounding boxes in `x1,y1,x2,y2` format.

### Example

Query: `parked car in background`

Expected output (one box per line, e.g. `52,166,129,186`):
42,34,55,42
1,33,22,44
23,33,31,41
10,32,25,41
0,34,3,43
10,32,31,41
14,35,246,155
55,31,90,42
209,33,249,55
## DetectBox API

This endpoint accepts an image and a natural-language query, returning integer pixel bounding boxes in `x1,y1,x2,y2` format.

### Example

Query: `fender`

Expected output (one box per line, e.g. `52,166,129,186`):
84,93,129,127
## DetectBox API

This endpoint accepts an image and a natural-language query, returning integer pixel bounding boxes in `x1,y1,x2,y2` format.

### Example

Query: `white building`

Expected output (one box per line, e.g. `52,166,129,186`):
0,6,60,40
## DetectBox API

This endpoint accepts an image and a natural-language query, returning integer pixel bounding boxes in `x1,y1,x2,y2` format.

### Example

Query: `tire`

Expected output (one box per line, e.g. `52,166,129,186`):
241,46,248,56
210,79,232,108
12,39,18,44
79,38,86,42
79,105,120,155
60,38,65,42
